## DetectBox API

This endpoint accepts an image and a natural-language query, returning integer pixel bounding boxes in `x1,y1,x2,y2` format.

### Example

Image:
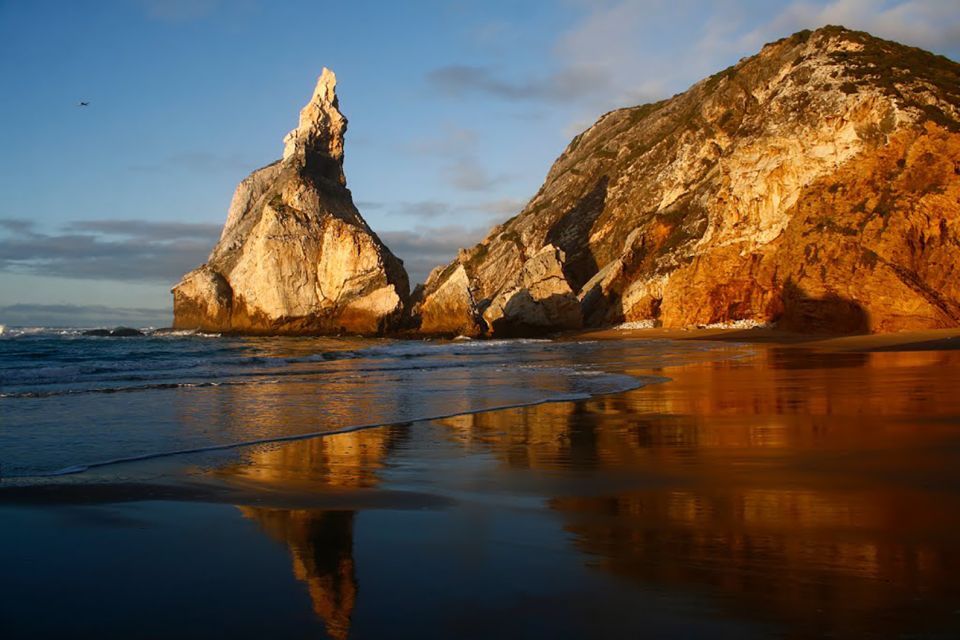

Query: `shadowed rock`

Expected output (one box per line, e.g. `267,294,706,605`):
82,327,145,337
483,245,582,336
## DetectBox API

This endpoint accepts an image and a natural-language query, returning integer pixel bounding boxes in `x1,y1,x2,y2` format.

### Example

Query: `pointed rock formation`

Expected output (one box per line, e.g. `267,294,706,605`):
173,69,409,335
415,27,960,335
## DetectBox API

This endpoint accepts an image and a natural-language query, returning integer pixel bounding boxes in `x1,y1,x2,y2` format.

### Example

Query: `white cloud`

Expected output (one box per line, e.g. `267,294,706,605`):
404,126,479,157
550,0,960,135
0,218,219,283
739,0,960,52
401,124,509,192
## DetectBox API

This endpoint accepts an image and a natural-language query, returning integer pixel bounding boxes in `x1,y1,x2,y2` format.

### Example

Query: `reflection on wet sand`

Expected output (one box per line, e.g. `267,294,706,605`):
211,344,960,636
224,427,398,489
438,348,960,636
241,508,356,640
224,425,401,640
551,487,960,637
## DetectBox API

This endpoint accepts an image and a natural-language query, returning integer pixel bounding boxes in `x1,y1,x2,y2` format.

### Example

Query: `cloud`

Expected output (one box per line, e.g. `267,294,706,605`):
553,0,734,111
427,64,612,103
0,219,37,235
395,201,454,219
404,126,479,156
0,303,170,328
380,225,489,286
740,0,960,53
467,198,527,218
0,205,520,293
444,156,499,192
65,219,223,240
389,197,526,223
0,218,219,284
429,0,959,138
402,124,507,192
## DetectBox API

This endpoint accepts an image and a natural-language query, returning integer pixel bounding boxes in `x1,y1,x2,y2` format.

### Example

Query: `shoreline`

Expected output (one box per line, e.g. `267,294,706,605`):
5,328,959,503
4,328,958,503
8,322,960,355
573,326,960,352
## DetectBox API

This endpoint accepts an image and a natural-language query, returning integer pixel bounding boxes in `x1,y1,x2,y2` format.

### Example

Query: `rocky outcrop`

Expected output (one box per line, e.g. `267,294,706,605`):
415,27,960,335
172,69,409,335
482,245,582,336
413,263,485,336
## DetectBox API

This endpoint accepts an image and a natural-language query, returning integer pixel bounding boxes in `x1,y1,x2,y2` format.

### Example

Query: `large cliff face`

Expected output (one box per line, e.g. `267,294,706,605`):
173,69,409,335
415,27,960,335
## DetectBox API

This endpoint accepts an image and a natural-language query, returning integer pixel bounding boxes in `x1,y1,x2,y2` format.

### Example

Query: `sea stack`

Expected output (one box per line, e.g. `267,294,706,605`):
172,69,409,335
415,27,960,335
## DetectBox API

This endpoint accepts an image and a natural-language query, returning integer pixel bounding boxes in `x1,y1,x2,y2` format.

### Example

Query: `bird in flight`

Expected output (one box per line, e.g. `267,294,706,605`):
77,101,89,107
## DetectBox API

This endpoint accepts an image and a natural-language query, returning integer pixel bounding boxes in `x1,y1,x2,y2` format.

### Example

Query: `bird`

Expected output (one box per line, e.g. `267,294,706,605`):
77,101,89,107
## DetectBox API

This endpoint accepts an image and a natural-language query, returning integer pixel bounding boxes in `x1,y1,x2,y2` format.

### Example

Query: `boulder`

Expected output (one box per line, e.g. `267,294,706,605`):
414,263,485,336
483,245,582,337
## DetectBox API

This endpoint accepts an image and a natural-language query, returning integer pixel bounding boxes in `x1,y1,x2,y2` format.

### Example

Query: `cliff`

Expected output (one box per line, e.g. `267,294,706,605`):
414,27,960,335
172,69,409,335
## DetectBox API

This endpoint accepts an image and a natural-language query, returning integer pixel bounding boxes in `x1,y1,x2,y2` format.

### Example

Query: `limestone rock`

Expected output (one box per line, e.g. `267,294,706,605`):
414,263,484,336
416,26,960,334
482,245,582,336
172,69,409,335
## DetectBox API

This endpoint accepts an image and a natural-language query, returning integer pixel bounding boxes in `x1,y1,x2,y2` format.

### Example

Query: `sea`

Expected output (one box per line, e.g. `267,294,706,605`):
5,326,960,638
0,327,724,481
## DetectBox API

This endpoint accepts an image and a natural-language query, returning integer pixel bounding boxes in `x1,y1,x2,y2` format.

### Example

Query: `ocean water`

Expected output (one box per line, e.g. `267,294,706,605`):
0,328,724,480
5,329,960,638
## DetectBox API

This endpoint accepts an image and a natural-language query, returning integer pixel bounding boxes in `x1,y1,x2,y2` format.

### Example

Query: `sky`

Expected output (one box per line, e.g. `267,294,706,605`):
1,0,958,327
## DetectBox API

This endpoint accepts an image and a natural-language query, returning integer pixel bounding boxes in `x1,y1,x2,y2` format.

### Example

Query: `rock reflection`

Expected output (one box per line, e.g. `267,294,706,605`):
439,348,960,635
206,343,960,636
241,508,356,640
222,426,401,639
223,427,397,489
552,486,960,636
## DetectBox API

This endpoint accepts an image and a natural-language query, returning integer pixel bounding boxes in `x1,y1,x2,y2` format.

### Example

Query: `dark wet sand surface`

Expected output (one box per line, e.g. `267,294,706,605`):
3,341,960,638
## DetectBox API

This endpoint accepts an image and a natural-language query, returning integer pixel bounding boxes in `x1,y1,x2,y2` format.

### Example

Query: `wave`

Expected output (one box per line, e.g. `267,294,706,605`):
0,336,565,392
0,334,747,481
0,378,282,399
0,360,593,398
0,326,221,339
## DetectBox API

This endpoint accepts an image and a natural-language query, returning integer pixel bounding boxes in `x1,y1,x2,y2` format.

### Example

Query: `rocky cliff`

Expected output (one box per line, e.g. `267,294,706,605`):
414,27,960,335
173,69,409,335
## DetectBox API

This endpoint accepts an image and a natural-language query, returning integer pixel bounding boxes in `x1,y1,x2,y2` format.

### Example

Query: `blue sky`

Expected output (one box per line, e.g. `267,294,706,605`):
1,0,958,326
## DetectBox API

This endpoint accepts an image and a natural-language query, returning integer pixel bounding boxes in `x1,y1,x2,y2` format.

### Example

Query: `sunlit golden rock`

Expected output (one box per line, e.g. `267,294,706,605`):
417,27,960,334
172,69,409,335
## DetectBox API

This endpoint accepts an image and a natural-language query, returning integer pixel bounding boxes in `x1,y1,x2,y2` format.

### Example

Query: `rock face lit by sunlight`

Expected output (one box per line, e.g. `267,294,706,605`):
172,69,409,335
417,27,960,336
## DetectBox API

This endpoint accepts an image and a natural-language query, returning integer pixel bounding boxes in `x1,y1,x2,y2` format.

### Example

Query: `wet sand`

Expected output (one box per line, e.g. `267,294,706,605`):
579,325,960,351
3,339,960,638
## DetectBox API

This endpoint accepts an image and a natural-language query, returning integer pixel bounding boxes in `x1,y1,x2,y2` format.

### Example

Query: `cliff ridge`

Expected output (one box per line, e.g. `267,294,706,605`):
415,26,960,335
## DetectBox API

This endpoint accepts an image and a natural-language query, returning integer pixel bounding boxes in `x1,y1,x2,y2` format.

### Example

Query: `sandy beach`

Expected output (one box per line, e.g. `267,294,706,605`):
578,326,960,351
4,333,960,638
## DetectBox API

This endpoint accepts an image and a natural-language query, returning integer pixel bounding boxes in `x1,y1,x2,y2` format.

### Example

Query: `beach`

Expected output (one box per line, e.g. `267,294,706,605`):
3,330,960,638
